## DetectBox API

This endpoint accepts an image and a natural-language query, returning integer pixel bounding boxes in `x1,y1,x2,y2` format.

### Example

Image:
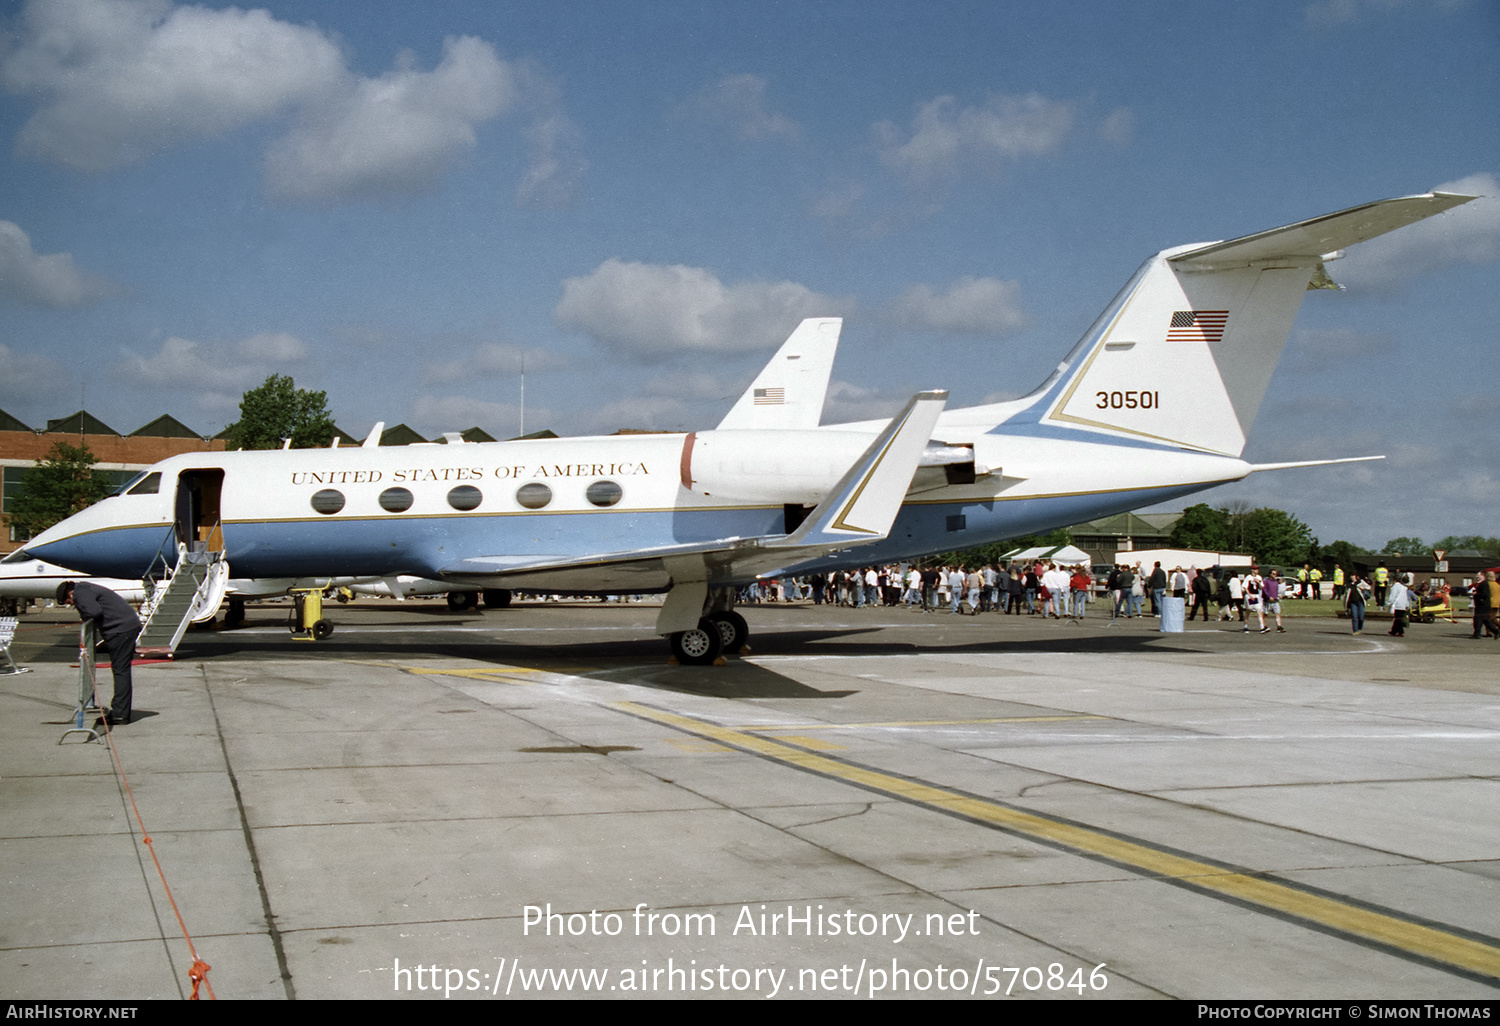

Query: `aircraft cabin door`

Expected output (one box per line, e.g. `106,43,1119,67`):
174,469,225,553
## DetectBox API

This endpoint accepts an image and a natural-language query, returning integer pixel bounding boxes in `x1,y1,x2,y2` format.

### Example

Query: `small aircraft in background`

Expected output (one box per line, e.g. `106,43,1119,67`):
17,191,1474,662
0,550,378,629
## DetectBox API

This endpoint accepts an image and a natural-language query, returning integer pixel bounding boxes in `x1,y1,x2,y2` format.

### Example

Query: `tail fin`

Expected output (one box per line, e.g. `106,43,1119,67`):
717,317,841,430
1030,192,1474,456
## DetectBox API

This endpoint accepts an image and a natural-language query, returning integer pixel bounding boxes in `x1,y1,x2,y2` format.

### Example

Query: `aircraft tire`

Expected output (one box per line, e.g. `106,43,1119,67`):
483,589,512,609
707,611,749,654
224,600,245,629
312,619,334,641
670,620,723,666
447,591,479,611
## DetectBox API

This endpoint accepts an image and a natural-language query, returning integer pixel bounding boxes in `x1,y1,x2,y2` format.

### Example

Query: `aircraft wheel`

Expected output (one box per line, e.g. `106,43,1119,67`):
447,591,478,611
312,619,334,641
224,600,245,629
669,620,723,666
483,588,512,609
707,610,749,654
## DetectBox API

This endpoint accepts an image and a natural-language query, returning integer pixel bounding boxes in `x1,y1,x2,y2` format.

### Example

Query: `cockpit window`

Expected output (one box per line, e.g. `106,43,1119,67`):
112,470,154,496
126,472,162,496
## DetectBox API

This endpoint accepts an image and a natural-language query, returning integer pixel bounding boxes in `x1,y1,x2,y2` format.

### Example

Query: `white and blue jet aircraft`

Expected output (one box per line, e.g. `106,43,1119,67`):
18,191,1473,662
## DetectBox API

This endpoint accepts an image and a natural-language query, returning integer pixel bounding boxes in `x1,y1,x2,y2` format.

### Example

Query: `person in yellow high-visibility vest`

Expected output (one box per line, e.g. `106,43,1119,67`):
1310,566,1323,600
1332,565,1345,601
1374,563,1390,606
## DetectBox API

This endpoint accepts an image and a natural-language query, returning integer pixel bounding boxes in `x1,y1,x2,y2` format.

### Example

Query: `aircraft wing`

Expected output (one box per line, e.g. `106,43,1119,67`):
437,390,947,592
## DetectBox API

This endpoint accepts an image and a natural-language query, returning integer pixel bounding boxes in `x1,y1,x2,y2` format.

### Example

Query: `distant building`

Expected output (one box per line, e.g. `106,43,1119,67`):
1067,511,1182,565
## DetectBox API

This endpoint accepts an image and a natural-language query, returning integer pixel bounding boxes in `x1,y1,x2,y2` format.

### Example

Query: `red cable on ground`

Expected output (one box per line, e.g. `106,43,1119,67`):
92,679,216,1000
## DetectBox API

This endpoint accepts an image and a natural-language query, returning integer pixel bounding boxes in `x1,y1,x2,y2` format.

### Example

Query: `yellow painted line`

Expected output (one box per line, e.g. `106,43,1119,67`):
613,701,1500,984
760,734,847,751
740,715,1107,732
664,738,734,753
403,667,542,684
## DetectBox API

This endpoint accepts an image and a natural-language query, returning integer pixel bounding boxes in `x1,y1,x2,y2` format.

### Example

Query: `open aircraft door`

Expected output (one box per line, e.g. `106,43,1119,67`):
174,469,224,554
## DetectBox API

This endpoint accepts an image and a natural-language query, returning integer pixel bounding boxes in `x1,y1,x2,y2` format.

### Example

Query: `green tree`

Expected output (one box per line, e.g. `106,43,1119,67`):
5,442,113,538
1433,535,1500,557
1242,507,1314,566
1381,536,1426,556
1322,539,1369,574
223,375,335,450
1169,503,1230,550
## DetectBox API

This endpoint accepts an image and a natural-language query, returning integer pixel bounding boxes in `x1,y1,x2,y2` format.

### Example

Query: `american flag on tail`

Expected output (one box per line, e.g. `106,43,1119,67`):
1166,310,1228,343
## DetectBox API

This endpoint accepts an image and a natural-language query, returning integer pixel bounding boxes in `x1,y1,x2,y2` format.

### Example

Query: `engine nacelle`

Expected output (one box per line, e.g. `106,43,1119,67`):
679,430,983,504
679,430,873,504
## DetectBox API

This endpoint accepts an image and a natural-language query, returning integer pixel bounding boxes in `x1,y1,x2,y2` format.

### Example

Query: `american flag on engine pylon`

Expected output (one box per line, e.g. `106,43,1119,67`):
753,387,785,404
1166,310,1228,343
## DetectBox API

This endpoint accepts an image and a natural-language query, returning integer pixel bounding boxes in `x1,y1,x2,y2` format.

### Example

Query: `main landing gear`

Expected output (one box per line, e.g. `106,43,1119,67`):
446,589,511,611
663,589,750,666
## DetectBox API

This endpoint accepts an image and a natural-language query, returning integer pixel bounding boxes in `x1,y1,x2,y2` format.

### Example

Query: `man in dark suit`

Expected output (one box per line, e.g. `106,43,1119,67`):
57,582,141,726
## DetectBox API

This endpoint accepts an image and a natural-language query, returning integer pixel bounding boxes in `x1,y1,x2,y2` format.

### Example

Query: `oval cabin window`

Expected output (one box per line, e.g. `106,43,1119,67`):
310,489,345,515
585,481,623,507
447,485,483,511
379,487,413,513
515,483,552,509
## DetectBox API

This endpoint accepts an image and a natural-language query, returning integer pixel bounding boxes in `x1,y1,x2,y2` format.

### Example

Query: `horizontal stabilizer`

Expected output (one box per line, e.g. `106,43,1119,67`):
1247,455,1385,473
1170,193,1475,270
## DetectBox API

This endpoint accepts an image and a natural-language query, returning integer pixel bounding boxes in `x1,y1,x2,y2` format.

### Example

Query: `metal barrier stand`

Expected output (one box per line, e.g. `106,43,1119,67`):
59,620,104,745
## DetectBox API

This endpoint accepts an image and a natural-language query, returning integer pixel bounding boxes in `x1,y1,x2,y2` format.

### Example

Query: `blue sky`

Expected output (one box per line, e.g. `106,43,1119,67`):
1,0,1495,549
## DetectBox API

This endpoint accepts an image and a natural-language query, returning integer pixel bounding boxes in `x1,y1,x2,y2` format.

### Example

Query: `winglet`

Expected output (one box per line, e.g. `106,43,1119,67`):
717,317,842,430
771,390,947,549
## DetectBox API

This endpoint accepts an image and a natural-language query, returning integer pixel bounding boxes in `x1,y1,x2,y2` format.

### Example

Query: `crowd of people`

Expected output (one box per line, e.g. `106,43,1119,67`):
737,560,1500,641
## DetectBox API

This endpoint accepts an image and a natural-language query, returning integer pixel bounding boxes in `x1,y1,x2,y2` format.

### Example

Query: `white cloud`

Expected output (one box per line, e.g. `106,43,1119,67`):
679,73,798,141
3,0,583,203
821,380,904,426
0,343,70,404
886,276,1032,337
265,36,515,201
554,259,854,360
876,93,1074,182
113,332,309,395
4,0,345,170
423,342,569,386
410,395,534,439
1284,327,1397,374
1334,173,1500,289
512,63,587,209
1304,0,1467,27
0,220,116,306
1099,107,1134,146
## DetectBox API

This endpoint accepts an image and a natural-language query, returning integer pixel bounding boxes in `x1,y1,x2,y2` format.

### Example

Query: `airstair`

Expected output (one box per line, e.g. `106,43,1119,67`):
136,542,230,658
